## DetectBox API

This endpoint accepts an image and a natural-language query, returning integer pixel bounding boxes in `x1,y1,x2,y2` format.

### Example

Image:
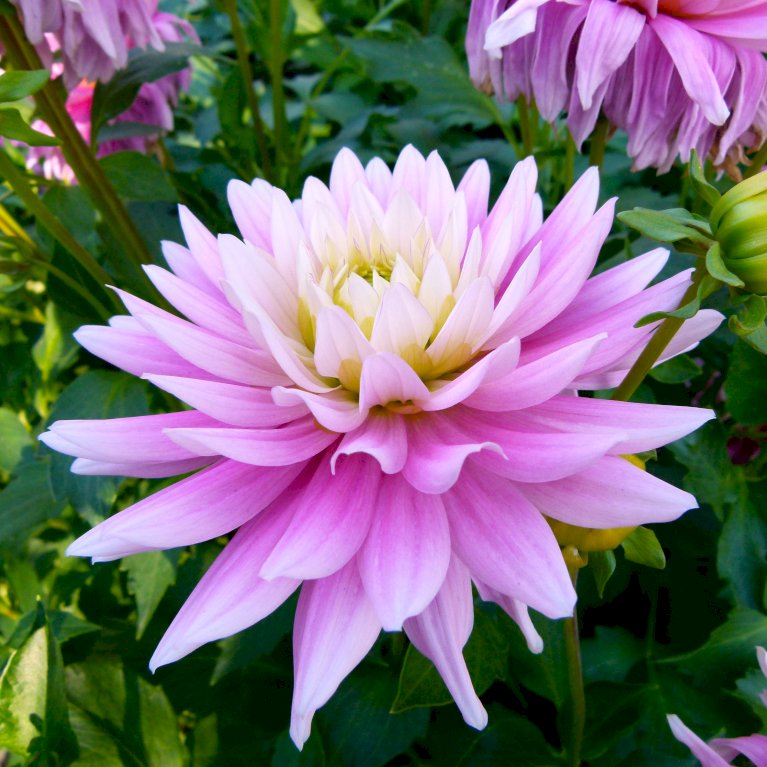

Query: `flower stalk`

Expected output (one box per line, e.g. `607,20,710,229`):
562,562,586,767
588,117,609,172
0,12,155,278
269,0,289,179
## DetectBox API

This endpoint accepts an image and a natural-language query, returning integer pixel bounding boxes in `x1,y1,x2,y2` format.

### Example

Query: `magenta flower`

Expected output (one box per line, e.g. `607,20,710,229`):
42,147,722,746
468,0,767,174
12,0,196,86
668,647,767,766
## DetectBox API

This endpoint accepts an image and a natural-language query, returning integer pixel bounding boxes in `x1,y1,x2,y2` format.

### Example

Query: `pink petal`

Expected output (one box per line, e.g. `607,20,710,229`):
313,306,375,379
667,715,731,767
178,205,224,290
164,416,338,466
358,475,451,630
259,454,379,580
444,464,575,619
456,159,490,234
290,562,381,748
71,456,211,478
150,503,300,669
227,179,273,250
271,387,365,433
358,352,430,411
404,557,488,729
484,0,549,53
331,410,408,474
710,735,767,765
66,460,305,560
519,455,697,528
161,241,220,299
475,580,543,654
329,148,367,215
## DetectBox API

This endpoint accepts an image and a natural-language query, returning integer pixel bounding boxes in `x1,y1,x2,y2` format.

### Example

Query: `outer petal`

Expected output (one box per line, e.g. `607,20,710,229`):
444,464,575,619
358,475,451,630
150,503,300,669
259,454,379,580
667,715,731,767
66,460,305,560
475,580,544,654
290,562,381,749
404,557,488,730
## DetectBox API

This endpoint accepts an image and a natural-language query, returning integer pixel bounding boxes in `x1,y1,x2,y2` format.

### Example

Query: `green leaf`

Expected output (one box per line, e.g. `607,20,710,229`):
0,607,77,761
621,527,666,569
0,460,62,545
634,274,719,327
392,608,509,713
32,303,80,383
0,107,61,146
271,730,325,767
319,666,429,767
65,659,186,767
0,70,49,102
582,627,643,684
617,207,712,245
120,550,179,639
724,340,767,424
0,407,31,473
647,354,703,384
8,609,100,650
729,294,767,339
706,242,744,287
739,322,767,355
100,151,177,202
688,150,721,209
589,550,616,598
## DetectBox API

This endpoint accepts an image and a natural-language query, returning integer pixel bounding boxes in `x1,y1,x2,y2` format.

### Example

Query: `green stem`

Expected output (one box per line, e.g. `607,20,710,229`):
224,0,272,181
421,0,432,34
0,13,155,277
588,117,609,172
744,140,767,180
517,97,534,157
564,134,576,194
0,150,116,319
563,564,585,767
269,0,288,178
611,268,705,402
0,303,44,324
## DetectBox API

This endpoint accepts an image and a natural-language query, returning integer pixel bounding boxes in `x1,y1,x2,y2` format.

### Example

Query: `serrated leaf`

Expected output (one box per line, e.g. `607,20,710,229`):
621,527,666,569
0,70,49,102
589,550,616,598
0,107,61,145
0,607,77,760
120,550,179,638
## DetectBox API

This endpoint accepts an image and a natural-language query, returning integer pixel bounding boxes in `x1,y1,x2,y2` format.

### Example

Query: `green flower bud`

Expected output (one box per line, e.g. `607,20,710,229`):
710,171,767,294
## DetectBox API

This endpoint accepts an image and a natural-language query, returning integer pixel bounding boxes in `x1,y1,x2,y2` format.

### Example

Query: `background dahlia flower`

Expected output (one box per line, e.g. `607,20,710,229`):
42,146,722,747
668,647,767,766
12,0,196,86
468,0,767,174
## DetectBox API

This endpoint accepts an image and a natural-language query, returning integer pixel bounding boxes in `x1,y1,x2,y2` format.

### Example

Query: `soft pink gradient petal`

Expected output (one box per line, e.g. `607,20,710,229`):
358,475,451,630
667,715,732,767
71,456,211,478
475,580,544,654
444,464,576,619
271,388,366,433
358,353,431,411
66,461,305,560
259,454,378,580
290,562,381,749
150,503,300,670
404,557,488,729
332,411,408,474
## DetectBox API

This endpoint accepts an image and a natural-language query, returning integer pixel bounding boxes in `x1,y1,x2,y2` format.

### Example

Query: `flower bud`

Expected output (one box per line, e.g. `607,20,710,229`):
710,171,767,294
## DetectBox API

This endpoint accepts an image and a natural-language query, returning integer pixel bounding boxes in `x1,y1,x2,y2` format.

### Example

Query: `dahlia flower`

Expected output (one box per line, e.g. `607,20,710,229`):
668,647,767,766
12,0,196,86
468,0,767,174
42,146,722,746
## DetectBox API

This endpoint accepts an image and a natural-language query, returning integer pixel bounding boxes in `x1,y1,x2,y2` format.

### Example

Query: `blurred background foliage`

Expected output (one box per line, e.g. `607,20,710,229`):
0,1,765,765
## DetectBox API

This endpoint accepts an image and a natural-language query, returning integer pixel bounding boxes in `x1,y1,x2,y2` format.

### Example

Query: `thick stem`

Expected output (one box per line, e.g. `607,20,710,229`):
744,140,767,180
563,564,585,767
588,117,609,172
611,268,705,402
269,0,288,178
0,150,116,319
517,97,535,157
0,13,155,276
224,0,272,181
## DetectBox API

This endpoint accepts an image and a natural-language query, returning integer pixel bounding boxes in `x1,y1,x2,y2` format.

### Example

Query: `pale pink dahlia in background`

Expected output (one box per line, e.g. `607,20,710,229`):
468,0,767,174
42,146,722,746
668,647,767,766
12,0,196,86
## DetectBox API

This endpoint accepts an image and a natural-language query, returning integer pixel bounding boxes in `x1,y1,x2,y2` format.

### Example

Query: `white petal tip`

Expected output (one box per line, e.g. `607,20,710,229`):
289,713,312,750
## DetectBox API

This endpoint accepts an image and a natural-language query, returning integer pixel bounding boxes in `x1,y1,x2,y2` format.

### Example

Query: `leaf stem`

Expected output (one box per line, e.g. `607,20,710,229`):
269,0,288,179
0,150,116,319
0,13,155,277
588,116,609,172
611,268,705,402
563,564,585,767
223,0,272,181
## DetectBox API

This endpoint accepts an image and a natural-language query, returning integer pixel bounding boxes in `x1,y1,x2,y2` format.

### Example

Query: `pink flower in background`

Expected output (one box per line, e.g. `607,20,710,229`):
468,0,767,175
12,0,195,86
668,647,767,766
42,146,721,746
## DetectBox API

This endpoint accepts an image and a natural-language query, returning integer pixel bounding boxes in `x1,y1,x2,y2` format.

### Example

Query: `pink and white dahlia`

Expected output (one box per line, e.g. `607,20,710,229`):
43,146,722,746
468,0,767,174
12,0,196,86
668,647,767,766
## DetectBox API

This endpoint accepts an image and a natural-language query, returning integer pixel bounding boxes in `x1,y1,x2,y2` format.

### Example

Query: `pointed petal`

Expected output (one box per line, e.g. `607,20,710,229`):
358,352,430,411
475,580,543,654
667,715,731,767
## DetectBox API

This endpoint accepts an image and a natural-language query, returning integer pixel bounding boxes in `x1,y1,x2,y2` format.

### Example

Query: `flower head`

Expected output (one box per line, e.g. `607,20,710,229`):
42,146,722,747
668,647,767,766
468,0,767,174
